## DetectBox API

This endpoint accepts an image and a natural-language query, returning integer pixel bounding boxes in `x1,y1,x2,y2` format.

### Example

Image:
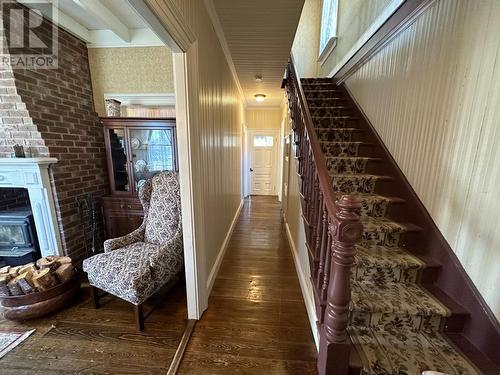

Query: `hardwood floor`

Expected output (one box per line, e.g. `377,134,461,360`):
177,195,318,375
0,281,188,374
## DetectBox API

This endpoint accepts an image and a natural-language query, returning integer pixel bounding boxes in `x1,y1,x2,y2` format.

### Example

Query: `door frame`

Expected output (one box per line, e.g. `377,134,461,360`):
128,0,206,319
246,128,281,196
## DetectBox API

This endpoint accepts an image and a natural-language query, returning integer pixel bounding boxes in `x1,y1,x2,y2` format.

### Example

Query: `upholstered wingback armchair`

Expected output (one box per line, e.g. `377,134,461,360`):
82,172,183,330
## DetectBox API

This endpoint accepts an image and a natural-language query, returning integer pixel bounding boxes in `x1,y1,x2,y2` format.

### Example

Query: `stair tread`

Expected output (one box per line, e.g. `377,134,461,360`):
342,191,404,203
348,326,480,375
361,217,421,233
330,173,390,179
351,281,450,317
312,115,358,119
315,127,360,131
309,105,353,109
355,244,424,270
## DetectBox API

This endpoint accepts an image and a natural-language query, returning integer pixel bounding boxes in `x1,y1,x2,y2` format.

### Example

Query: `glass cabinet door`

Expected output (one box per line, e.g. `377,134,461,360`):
129,128,175,192
108,128,130,192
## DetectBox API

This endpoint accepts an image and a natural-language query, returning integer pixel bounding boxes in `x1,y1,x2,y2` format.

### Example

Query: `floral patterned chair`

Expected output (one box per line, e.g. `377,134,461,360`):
82,171,183,331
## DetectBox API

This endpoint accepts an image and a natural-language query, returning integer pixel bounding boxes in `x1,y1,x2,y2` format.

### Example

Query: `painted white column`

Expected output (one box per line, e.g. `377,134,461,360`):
0,158,62,257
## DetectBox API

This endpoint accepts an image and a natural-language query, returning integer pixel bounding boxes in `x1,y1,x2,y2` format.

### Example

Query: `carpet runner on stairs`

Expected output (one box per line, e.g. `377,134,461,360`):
301,78,480,375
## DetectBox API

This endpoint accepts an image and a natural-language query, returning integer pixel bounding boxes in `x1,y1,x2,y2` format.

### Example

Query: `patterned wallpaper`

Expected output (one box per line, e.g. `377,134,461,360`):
292,0,321,78
88,47,175,116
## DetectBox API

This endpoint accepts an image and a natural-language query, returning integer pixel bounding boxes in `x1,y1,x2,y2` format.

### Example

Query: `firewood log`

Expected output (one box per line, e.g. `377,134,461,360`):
8,266,22,278
0,265,10,274
7,278,24,296
54,263,74,284
19,263,37,275
55,256,72,265
13,272,35,294
32,268,58,291
36,257,60,272
0,274,11,297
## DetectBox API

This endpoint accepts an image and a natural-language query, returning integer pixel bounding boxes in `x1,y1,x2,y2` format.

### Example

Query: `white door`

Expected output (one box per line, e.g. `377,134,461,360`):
250,133,278,195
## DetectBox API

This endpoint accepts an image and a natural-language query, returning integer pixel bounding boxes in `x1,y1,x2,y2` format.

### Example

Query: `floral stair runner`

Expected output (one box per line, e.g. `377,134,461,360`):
301,78,479,375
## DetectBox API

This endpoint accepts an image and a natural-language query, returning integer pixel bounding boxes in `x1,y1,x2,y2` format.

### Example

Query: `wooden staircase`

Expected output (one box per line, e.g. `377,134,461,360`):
284,61,500,375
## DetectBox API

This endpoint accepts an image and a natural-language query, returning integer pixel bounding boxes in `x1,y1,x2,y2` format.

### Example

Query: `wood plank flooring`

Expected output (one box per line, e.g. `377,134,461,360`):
0,281,188,374
177,196,318,375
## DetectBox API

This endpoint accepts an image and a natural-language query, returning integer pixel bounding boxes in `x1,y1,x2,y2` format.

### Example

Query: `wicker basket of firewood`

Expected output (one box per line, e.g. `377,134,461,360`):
0,256,80,320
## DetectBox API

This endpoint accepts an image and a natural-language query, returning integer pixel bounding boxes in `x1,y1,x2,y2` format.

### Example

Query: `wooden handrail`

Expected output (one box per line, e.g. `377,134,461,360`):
289,57,338,219
285,58,363,375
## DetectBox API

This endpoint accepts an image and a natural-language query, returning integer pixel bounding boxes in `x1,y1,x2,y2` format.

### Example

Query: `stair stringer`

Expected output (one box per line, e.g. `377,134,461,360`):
342,82,500,369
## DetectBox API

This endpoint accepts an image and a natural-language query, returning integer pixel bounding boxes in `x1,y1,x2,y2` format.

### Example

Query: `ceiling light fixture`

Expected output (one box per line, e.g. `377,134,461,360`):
255,75,263,82
254,94,266,102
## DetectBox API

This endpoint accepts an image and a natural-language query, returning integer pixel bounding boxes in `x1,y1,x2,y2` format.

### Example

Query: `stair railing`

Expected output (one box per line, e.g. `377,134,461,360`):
284,59,363,375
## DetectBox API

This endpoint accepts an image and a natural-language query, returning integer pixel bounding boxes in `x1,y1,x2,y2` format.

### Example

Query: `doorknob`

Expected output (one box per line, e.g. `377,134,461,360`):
250,168,253,172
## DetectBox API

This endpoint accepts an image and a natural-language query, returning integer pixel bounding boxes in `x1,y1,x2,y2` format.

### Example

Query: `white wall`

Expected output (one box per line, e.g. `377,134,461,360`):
345,0,500,319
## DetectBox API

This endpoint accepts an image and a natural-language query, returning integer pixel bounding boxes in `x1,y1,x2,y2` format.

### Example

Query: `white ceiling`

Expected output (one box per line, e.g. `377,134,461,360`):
212,0,305,107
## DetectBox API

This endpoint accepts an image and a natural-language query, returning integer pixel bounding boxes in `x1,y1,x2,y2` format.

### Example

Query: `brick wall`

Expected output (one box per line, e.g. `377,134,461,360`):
0,10,109,262
0,188,30,211
0,23,49,157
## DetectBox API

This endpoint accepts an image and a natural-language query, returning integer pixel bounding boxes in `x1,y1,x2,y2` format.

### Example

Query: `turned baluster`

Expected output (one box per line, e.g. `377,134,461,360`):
308,173,319,245
312,191,323,280
317,195,362,375
316,208,329,292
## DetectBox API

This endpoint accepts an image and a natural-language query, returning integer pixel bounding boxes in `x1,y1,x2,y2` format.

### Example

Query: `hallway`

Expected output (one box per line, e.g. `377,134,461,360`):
177,196,318,374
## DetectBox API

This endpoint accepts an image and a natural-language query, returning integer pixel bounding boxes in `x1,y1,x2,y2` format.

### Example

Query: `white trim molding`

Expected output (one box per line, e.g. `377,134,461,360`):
284,219,319,349
0,158,63,258
103,93,175,107
206,199,244,294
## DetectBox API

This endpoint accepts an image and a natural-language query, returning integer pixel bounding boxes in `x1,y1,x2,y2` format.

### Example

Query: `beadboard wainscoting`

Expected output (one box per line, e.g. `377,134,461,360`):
344,0,500,320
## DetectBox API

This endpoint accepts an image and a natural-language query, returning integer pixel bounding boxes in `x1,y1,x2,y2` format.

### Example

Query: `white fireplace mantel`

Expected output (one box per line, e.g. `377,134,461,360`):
0,158,63,257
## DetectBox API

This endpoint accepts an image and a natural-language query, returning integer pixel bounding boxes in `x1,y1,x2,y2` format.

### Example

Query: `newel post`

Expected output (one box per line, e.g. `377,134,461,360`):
318,195,362,375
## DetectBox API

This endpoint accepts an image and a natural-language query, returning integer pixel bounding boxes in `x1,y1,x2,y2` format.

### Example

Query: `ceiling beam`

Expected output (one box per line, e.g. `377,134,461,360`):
18,1,91,42
72,0,131,42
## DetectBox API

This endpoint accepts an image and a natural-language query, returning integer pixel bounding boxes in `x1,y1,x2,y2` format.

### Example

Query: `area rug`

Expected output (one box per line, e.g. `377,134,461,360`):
0,329,35,359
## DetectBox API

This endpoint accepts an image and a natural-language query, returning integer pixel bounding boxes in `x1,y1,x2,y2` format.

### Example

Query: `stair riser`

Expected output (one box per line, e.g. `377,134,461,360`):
326,158,387,177
320,142,362,157
304,91,344,99
301,79,334,84
351,265,420,284
306,98,349,106
302,84,340,91
310,107,355,117
313,116,358,128
349,310,444,333
361,228,403,247
316,129,361,142
356,199,389,218
326,158,369,174
332,176,379,194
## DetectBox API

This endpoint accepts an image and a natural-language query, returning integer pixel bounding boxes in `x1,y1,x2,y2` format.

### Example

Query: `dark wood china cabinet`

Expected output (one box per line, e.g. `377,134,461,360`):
101,118,177,239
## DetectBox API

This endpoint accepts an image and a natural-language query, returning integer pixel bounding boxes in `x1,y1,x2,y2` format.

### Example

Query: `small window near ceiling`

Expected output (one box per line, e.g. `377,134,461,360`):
254,135,274,147
319,0,339,63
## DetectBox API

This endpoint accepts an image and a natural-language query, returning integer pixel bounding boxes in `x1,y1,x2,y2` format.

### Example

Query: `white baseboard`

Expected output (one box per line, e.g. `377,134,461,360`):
284,220,320,349
206,199,244,294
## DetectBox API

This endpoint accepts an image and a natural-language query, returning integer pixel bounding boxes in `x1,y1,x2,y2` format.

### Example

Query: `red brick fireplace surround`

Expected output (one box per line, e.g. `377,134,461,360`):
0,14,109,262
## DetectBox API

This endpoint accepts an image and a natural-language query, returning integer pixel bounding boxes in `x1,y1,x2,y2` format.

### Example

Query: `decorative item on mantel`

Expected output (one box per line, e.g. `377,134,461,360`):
13,144,25,158
105,99,121,117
